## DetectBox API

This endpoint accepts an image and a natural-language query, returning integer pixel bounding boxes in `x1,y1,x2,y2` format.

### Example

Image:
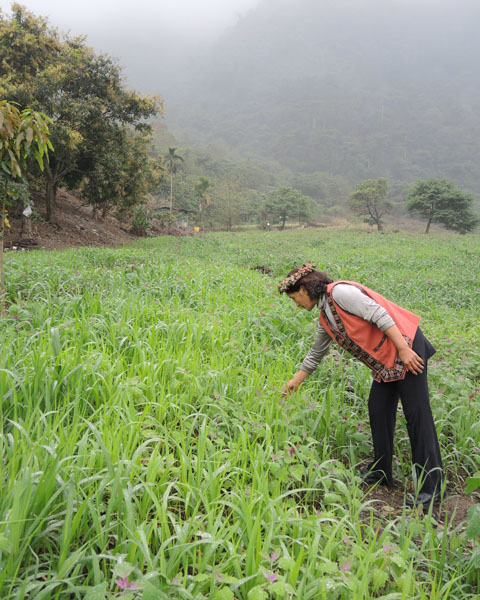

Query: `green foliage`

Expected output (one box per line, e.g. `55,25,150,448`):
287,171,351,209
264,186,312,229
407,178,479,234
349,177,391,231
465,472,480,494
152,145,277,229
129,206,152,236
1,230,480,598
0,100,52,178
81,129,161,218
0,5,161,221
0,99,52,308
208,179,247,231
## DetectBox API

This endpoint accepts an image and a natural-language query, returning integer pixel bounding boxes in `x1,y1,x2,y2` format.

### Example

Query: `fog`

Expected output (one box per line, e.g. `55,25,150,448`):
1,0,260,37
0,0,261,92
3,0,480,194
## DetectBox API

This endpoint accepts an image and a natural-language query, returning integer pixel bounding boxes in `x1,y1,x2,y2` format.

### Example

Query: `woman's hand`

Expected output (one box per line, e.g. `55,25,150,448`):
398,347,424,375
384,325,424,375
282,370,309,396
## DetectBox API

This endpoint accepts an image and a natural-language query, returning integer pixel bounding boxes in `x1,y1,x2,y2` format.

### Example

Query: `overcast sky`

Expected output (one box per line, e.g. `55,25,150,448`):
0,0,261,41
0,0,263,95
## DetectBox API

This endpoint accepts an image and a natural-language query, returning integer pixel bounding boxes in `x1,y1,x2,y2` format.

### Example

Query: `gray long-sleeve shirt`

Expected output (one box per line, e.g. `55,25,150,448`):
300,283,395,374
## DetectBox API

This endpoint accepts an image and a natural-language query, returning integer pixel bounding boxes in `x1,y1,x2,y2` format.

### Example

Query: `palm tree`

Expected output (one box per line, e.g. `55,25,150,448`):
164,148,184,212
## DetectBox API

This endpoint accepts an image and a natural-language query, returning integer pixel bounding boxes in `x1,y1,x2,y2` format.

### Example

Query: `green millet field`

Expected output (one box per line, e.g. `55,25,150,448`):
1,229,480,599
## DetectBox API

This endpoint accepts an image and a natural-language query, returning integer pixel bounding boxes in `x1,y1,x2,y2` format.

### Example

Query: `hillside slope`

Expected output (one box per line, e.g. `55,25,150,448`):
163,0,480,195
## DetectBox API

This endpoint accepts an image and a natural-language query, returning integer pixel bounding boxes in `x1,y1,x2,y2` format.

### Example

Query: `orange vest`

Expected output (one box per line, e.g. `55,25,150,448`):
319,281,420,382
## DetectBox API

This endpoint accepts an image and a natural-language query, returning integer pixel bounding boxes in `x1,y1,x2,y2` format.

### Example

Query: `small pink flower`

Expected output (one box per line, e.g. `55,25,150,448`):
357,423,363,432
265,572,278,583
437,389,445,395
12,314,19,320
382,544,393,555
271,455,279,462
270,552,280,562
116,576,138,590
214,392,220,399
172,577,180,585
308,403,315,409
288,447,295,456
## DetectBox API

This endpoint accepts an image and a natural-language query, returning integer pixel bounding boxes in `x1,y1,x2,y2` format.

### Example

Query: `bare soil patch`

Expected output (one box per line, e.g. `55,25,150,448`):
4,190,138,251
361,481,478,529
4,190,190,252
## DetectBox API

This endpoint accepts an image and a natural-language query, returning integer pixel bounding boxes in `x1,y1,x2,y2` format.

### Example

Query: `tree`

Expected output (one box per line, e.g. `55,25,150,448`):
264,186,312,230
209,180,244,231
349,177,391,231
0,4,161,221
81,129,161,218
163,147,184,212
0,100,52,310
407,178,479,234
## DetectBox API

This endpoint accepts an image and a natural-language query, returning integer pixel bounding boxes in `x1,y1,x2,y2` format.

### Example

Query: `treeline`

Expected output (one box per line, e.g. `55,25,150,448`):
151,127,356,231
150,117,479,233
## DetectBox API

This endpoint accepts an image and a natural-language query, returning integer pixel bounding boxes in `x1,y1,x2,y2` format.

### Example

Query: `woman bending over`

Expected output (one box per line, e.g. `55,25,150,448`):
279,264,444,508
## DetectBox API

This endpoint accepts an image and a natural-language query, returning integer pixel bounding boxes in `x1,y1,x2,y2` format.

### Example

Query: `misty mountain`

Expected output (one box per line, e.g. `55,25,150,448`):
159,0,480,195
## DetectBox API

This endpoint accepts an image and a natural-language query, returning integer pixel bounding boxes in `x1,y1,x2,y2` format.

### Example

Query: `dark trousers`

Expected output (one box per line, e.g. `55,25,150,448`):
367,328,443,494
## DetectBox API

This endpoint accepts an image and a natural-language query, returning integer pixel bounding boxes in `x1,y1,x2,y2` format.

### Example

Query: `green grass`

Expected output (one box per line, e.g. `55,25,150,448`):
1,229,480,599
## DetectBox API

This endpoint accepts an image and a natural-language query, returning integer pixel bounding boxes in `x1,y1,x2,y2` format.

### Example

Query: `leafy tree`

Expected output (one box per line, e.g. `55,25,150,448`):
264,186,312,230
0,100,52,310
163,147,184,212
81,129,161,219
349,177,391,231
0,4,161,221
209,180,244,231
407,178,479,234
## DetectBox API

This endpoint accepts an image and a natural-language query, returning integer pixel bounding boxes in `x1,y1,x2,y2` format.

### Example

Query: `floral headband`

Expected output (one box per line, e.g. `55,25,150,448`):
277,263,316,293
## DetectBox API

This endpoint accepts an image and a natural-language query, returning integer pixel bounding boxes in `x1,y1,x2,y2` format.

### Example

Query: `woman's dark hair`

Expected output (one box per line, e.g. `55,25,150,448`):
285,267,333,300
